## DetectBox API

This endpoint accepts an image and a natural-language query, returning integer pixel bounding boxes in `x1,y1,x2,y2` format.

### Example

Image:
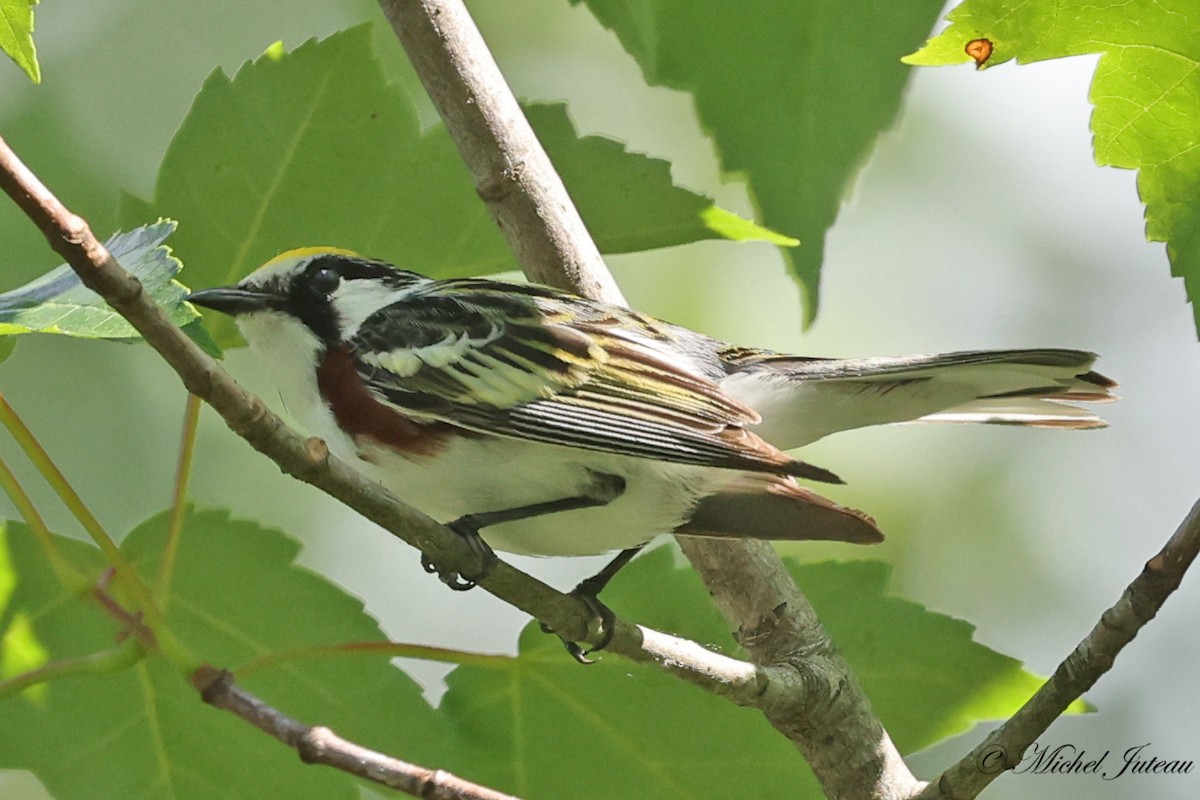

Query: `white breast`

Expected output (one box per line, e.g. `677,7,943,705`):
356,436,718,556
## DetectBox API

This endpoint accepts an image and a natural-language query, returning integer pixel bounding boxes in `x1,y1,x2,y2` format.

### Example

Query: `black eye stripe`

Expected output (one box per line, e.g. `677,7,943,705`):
281,253,425,346
305,254,421,288
285,257,346,343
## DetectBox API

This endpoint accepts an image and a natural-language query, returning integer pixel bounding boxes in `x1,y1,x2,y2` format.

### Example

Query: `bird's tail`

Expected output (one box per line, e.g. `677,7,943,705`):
718,348,1117,450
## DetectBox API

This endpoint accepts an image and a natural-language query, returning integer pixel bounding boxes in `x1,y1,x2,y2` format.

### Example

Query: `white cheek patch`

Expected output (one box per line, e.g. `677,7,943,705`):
334,281,416,338
237,310,322,360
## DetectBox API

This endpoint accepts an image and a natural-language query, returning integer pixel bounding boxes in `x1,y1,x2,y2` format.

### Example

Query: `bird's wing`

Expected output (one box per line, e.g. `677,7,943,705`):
347,280,837,480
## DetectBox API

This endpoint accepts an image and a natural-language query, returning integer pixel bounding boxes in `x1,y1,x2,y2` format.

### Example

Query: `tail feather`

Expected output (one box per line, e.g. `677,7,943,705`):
681,473,883,544
925,356,1118,427
919,397,1109,429
718,348,1116,449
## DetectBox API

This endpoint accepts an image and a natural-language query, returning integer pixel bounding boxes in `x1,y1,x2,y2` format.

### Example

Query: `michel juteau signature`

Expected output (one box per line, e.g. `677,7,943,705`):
1013,742,1194,780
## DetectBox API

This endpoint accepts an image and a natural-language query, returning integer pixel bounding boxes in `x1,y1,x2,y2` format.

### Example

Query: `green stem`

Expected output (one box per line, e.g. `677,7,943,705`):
0,639,146,699
234,640,511,679
0,392,199,671
1,393,126,568
157,394,202,606
0,453,87,590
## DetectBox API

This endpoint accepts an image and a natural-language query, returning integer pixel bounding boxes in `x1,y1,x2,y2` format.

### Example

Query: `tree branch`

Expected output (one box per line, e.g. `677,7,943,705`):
679,537,918,799
919,497,1200,799
374,2,921,798
193,665,521,800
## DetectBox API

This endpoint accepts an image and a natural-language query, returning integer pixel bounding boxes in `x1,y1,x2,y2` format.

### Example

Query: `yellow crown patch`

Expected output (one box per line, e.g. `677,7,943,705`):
250,246,361,276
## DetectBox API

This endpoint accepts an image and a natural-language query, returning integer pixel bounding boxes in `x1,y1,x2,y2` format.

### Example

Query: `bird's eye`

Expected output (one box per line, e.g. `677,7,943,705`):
309,266,340,295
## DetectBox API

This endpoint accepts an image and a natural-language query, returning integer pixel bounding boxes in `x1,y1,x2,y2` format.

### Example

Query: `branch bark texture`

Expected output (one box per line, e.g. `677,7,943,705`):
681,537,917,799
194,666,519,800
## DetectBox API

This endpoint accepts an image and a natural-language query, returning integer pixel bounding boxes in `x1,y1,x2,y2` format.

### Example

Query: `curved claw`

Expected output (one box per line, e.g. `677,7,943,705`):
443,574,478,591
539,590,616,664
420,515,500,592
421,553,480,591
563,639,597,665
446,520,499,574
539,622,598,665
573,590,616,655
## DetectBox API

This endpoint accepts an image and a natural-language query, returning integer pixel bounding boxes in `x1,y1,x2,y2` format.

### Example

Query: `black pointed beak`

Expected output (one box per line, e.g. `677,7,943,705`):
186,287,288,316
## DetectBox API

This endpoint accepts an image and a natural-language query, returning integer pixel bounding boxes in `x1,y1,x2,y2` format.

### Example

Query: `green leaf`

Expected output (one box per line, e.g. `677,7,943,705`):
0,336,14,363
0,221,218,355
439,553,817,799
0,0,39,83
526,103,798,251
905,0,1200,337
0,511,455,800
131,26,790,350
438,548,1082,797
573,0,946,325
795,559,1090,748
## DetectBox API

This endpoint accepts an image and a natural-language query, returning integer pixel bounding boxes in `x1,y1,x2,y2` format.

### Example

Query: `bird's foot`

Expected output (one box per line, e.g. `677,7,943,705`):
540,583,617,665
421,516,499,591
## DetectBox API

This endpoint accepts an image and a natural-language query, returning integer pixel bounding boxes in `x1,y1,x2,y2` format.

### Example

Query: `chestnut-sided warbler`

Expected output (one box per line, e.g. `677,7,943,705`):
188,248,1115,591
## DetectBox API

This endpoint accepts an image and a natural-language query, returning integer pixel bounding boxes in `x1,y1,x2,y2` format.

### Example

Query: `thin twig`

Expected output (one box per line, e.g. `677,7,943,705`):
0,391,125,566
193,666,522,800
0,418,86,588
919,497,1200,800
373,3,921,798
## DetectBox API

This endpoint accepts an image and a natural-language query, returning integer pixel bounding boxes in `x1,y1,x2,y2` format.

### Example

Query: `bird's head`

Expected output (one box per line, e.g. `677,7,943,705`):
187,248,425,348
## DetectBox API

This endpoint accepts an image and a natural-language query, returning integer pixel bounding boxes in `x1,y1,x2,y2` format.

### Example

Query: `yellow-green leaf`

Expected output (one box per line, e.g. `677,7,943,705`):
0,0,39,83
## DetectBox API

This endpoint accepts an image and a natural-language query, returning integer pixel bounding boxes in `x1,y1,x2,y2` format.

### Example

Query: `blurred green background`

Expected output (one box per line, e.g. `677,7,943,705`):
2,1,1197,798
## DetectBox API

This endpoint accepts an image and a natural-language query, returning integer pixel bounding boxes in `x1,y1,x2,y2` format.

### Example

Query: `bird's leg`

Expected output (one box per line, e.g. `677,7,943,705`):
423,496,600,591
574,544,643,599
422,472,626,591
546,544,645,664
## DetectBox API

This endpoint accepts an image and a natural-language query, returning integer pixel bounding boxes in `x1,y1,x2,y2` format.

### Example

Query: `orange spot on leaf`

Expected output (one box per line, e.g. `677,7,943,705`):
966,38,994,69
